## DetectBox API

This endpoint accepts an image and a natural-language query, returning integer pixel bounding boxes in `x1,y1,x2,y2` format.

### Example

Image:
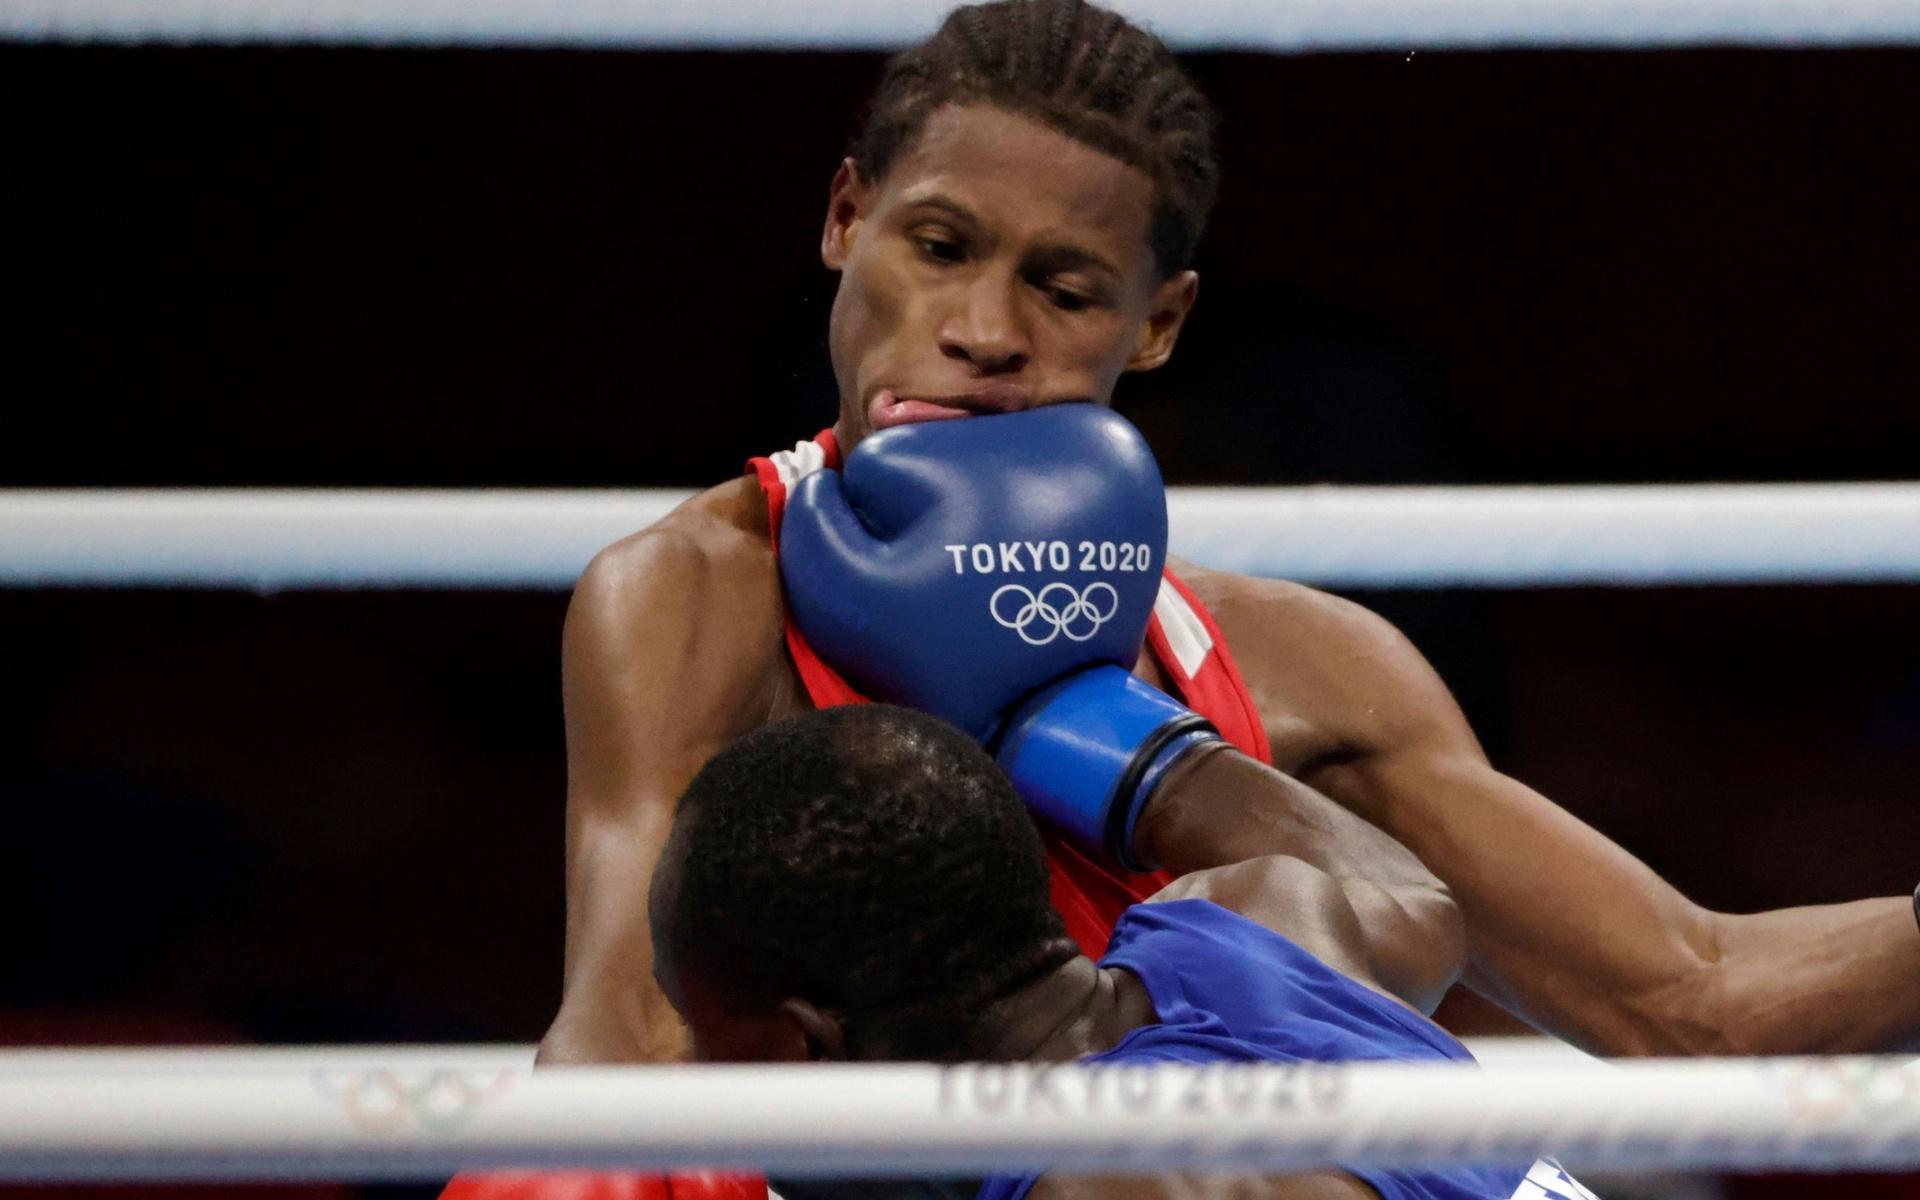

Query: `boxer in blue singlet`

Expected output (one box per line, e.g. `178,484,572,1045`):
648,704,1596,1200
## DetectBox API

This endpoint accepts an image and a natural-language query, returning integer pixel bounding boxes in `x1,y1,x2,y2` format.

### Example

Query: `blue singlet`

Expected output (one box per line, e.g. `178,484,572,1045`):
974,899,1595,1200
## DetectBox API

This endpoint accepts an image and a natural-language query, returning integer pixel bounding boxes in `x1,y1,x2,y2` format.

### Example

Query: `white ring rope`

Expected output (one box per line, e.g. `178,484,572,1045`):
6,0,1919,50
2,1051,1917,1181
0,1037,1590,1077
2,484,1918,590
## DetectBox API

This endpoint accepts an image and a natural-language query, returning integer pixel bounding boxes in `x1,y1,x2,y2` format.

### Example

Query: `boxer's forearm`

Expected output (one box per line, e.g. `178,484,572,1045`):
542,813,692,1065
1319,739,1920,1055
542,924,691,1066
1136,746,1441,893
540,980,690,1065
1134,747,1463,1011
1708,898,1920,1054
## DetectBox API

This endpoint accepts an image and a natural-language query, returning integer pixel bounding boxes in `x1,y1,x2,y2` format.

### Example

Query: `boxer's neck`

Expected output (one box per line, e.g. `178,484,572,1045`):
973,954,1157,1064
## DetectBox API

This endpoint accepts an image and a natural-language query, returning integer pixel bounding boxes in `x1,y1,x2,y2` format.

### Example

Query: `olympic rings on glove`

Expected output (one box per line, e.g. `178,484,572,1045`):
990,581,1121,646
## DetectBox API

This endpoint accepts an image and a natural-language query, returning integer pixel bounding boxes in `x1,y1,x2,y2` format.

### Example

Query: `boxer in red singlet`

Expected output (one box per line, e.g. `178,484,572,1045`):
544,0,1920,1078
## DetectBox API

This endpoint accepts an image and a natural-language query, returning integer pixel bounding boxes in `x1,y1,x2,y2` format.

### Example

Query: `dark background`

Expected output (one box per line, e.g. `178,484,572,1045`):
2,39,1918,1197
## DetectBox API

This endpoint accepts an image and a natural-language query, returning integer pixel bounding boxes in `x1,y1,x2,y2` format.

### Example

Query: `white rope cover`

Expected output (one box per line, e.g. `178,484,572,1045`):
3,484,1918,590
7,0,1919,50
2,1052,1918,1181
0,1036,1589,1077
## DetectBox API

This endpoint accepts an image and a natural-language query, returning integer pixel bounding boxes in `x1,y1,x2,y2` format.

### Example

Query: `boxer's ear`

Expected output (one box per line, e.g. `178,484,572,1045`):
822,158,872,271
1126,269,1199,374
781,998,849,1062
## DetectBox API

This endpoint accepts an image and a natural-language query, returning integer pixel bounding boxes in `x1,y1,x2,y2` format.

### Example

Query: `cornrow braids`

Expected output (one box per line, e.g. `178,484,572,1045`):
851,0,1220,277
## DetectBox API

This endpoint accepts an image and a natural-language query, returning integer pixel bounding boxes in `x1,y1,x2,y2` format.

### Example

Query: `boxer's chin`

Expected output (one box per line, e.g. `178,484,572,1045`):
867,391,975,431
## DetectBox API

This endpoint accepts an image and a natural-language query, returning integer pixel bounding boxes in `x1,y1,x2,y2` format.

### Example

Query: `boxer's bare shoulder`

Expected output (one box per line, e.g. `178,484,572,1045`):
1167,561,1466,775
567,477,802,757
587,475,772,576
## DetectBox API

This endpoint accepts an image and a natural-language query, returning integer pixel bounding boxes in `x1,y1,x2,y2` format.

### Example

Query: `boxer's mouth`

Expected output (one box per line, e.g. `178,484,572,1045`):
868,385,1033,430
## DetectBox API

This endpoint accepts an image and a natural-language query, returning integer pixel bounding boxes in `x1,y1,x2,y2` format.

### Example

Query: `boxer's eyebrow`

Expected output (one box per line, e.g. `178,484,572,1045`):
904,192,1122,282
1026,242,1122,285
904,194,983,231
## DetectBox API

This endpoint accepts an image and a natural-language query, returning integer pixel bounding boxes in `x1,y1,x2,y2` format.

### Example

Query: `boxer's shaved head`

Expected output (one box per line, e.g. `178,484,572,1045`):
652,705,1074,1061
852,0,1219,277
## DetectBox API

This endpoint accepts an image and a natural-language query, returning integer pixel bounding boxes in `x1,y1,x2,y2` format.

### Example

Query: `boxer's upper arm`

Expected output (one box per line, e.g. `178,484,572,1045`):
1289,596,1727,1054
542,523,784,1064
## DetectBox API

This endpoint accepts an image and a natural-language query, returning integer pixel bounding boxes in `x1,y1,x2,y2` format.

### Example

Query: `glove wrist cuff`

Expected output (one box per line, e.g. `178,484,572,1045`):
1108,720,1218,871
995,664,1220,872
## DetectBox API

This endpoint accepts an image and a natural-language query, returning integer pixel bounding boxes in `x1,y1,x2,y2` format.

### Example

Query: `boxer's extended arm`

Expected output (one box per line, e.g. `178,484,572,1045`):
1340,730,1920,1055
1136,748,1464,1014
1210,576,1920,1056
540,514,787,1066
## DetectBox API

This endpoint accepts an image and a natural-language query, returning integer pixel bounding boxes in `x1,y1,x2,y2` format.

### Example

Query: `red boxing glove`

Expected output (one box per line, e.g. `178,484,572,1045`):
440,1172,767,1200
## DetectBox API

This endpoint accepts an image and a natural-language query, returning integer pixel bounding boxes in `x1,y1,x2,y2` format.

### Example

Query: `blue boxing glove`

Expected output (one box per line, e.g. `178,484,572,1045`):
780,404,1220,869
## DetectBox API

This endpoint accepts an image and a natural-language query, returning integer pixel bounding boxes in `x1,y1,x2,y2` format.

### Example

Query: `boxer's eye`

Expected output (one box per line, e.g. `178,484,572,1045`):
1029,272,1101,312
1047,285,1095,312
914,233,966,264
